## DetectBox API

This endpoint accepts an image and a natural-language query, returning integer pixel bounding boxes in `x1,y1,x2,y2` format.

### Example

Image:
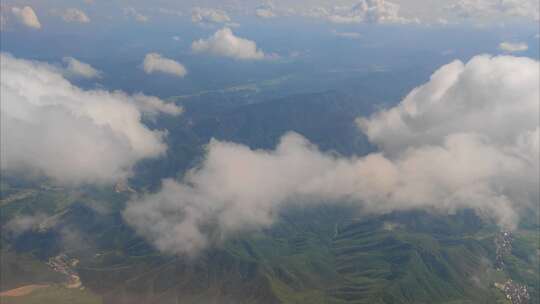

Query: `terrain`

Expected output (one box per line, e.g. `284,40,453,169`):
1,87,539,304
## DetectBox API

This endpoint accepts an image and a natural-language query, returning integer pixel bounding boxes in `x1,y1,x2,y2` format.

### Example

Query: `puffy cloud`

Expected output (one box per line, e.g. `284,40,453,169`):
62,8,90,23
142,53,188,77
192,27,266,60
358,55,538,154
357,55,539,221
62,57,101,79
11,6,41,29
123,7,149,23
0,53,182,185
327,0,417,24
191,7,230,24
124,55,539,255
498,41,528,52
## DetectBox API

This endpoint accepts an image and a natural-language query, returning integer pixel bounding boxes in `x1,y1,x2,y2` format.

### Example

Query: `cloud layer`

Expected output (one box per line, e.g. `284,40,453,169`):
142,53,188,77
11,6,41,29
124,54,539,255
1,53,182,185
192,27,266,60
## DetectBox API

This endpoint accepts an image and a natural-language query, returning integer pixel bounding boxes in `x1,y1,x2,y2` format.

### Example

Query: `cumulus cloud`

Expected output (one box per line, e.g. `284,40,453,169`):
358,55,539,222
142,53,188,77
498,41,528,52
124,54,539,255
11,6,41,29
327,0,417,24
62,8,90,23
192,7,230,24
123,7,148,23
62,57,101,79
192,27,266,60
0,53,182,185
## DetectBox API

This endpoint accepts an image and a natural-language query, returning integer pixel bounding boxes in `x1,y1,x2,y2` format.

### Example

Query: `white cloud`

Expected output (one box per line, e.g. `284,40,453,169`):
124,55,539,255
124,7,149,23
327,0,417,24
142,53,188,77
62,8,90,23
11,6,41,29
498,41,528,52
192,7,230,24
358,55,538,154
192,27,266,60
62,57,101,79
357,54,538,221
0,53,182,185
